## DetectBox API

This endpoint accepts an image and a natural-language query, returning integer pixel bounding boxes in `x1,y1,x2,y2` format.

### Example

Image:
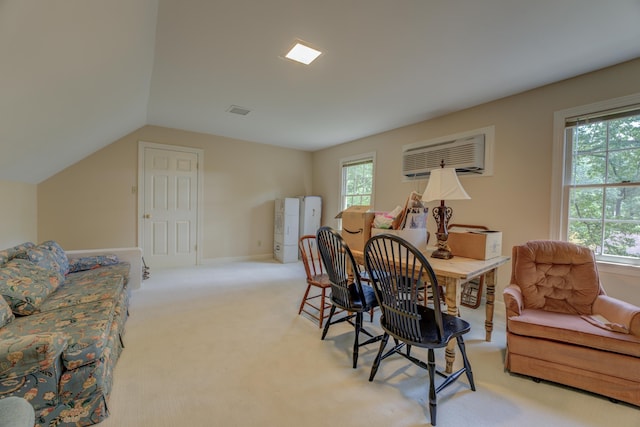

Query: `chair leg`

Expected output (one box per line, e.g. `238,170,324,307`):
427,348,437,426
298,284,312,314
369,333,389,381
318,287,327,328
353,312,363,368
456,336,476,391
321,305,336,340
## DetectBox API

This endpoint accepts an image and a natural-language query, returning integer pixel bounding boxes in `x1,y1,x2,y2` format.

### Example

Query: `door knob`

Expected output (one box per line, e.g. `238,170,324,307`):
144,214,152,219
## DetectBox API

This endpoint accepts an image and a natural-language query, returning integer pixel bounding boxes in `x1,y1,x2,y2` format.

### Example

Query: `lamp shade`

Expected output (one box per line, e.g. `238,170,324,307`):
421,168,471,202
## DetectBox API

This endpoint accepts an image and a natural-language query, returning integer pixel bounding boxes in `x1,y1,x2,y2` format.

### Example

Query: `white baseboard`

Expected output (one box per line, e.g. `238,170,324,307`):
201,253,278,264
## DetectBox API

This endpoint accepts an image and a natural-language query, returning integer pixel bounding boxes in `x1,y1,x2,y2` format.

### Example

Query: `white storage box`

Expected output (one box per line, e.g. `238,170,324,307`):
371,228,429,251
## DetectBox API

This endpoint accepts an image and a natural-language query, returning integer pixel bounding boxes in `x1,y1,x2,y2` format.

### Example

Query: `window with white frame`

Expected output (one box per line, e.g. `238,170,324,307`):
559,104,640,266
341,154,375,210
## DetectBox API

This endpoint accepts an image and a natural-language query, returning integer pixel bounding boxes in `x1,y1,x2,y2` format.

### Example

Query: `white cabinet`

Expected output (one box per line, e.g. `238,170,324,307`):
298,196,322,238
274,198,300,263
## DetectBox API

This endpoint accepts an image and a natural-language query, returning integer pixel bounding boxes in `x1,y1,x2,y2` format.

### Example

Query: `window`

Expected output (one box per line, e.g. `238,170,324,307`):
341,154,375,210
559,103,640,266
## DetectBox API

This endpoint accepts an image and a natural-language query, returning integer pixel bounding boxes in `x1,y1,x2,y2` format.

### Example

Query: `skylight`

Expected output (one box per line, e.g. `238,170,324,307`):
285,42,322,65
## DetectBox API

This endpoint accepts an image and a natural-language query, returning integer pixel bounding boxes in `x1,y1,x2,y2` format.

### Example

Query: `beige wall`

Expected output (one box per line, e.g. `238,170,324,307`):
312,58,640,305
0,180,37,248
38,125,313,260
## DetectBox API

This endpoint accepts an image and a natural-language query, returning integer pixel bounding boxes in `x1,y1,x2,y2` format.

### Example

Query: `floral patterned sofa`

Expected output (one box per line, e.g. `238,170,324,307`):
0,241,142,426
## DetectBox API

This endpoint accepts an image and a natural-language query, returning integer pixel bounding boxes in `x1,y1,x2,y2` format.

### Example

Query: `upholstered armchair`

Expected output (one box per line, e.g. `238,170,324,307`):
504,240,640,406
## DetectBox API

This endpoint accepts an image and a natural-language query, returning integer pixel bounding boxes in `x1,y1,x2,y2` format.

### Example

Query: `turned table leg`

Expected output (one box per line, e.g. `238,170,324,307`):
443,276,461,373
484,269,496,342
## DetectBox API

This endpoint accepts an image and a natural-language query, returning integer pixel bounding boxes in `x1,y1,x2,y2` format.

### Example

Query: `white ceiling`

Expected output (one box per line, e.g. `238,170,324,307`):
2,0,640,184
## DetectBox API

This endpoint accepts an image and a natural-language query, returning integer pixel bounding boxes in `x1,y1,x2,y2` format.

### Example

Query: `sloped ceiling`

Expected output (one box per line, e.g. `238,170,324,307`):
2,0,640,184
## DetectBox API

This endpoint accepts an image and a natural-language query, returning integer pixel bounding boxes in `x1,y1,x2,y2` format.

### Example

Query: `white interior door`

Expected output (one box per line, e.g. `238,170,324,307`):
140,144,200,268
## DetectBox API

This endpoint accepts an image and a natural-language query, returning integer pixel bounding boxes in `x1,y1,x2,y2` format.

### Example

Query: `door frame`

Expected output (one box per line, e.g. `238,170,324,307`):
137,141,204,266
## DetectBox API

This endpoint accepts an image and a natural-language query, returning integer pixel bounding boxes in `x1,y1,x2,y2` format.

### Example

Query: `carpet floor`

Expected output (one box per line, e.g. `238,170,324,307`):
99,260,638,426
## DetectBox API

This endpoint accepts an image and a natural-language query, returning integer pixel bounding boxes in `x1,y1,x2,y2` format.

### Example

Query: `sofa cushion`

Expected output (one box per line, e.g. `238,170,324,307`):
67,254,119,274
0,242,36,266
512,241,600,314
0,300,118,369
39,275,124,313
507,308,640,358
0,333,67,378
64,262,131,288
0,259,63,315
0,296,14,327
26,241,69,276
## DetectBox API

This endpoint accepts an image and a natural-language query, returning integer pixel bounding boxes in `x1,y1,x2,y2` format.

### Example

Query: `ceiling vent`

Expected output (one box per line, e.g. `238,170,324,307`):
402,134,485,178
227,105,251,116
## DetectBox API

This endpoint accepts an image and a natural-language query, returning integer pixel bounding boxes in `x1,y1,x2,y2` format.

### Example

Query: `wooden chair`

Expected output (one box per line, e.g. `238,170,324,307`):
364,233,475,426
298,235,332,328
316,226,383,368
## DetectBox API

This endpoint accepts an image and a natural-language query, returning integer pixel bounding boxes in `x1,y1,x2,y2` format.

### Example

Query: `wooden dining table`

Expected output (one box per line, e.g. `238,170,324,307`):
351,247,510,373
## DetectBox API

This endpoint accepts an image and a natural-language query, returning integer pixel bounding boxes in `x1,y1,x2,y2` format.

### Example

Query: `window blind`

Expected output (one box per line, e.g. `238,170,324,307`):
565,104,640,127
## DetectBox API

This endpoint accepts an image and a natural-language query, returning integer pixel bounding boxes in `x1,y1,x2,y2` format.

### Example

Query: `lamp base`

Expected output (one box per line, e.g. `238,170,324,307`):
431,233,454,259
431,247,453,259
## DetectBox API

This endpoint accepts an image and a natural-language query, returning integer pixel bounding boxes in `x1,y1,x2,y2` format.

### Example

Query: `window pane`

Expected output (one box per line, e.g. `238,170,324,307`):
568,220,602,254
569,187,603,220
607,114,640,151
568,187,603,253
607,149,640,183
342,159,373,210
563,105,640,265
605,186,640,221
572,123,607,185
603,222,640,258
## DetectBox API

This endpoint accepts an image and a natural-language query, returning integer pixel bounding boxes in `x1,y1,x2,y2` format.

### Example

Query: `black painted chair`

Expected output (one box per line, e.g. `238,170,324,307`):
364,233,475,426
316,226,382,368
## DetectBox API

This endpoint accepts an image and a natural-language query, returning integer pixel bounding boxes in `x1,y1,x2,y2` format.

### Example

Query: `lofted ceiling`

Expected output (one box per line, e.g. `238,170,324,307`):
2,0,640,184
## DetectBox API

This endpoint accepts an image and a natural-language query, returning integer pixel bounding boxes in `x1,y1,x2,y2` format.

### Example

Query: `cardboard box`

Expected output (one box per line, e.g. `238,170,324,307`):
371,228,429,251
336,206,375,252
448,230,502,260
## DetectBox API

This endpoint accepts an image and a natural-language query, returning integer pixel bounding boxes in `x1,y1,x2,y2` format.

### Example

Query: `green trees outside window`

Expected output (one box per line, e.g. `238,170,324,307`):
568,113,640,261
342,160,373,209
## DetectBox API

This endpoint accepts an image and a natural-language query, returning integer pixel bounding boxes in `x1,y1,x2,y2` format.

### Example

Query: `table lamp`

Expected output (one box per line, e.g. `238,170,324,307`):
421,162,470,259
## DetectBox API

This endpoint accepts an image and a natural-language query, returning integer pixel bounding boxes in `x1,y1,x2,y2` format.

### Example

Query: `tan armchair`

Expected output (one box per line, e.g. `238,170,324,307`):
504,240,640,406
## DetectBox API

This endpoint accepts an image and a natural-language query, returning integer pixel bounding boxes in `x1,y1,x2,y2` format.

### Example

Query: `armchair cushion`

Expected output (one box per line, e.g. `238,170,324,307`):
511,240,601,315
507,308,640,358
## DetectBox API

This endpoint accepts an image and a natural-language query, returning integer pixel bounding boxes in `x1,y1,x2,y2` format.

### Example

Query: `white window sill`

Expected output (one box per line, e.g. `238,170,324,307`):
597,261,640,278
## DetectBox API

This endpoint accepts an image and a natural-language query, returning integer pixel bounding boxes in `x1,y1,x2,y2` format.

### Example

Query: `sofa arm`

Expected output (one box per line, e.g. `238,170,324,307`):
0,334,67,378
503,284,524,318
66,247,143,290
592,295,640,336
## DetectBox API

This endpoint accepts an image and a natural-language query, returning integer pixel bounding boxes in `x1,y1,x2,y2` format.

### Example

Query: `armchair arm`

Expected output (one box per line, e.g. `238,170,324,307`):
503,284,524,318
0,334,67,378
592,295,640,336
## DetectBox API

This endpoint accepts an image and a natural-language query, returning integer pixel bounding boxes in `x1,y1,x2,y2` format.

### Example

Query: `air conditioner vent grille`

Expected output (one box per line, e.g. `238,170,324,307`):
402,134,485,178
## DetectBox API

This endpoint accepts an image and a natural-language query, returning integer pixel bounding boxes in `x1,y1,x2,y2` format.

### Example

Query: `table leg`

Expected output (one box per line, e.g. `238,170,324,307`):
484,269,496,342
443,276,461,373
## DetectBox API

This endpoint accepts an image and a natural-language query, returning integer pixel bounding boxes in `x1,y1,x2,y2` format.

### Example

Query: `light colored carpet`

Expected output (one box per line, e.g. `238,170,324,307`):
99,260,638,426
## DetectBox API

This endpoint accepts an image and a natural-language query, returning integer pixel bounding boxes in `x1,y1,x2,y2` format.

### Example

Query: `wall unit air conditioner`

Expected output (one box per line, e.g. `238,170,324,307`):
402,133,485,178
